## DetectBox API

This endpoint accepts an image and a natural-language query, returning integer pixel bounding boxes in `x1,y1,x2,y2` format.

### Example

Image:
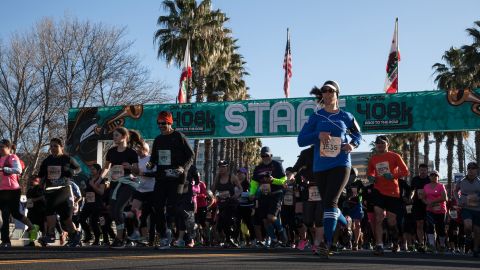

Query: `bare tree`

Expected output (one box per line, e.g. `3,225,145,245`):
0,16,170,179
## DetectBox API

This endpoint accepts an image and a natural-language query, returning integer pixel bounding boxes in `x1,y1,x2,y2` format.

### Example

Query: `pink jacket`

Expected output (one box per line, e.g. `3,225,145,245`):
0,154,22,190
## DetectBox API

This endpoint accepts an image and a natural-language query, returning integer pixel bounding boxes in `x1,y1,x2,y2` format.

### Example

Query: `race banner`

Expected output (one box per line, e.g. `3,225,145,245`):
68,89,480,141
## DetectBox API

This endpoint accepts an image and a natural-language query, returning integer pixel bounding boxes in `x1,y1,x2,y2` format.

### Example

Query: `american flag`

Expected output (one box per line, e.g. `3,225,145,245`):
283,28,292,98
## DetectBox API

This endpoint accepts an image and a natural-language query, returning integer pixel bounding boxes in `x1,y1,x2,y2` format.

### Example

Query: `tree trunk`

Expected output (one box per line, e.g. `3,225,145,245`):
203,139,212,188
476,131,480,166
435,137,441,171
408,137,415,178
212,139,219,178
456,132,465,173
239,140,245,168
414,138,420,176
446,132,455,194
235,139,240,169
193,139,199,165
220,139,226,160
423,132,430,165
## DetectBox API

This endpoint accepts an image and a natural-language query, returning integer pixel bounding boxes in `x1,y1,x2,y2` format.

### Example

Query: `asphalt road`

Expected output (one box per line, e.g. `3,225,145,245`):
0,247,479,270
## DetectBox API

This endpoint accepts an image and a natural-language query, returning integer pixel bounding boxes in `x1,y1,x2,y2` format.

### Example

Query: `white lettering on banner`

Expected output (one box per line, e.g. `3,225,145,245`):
225,104,247,134
248,103,270,133
270,102,295,133
224,100,317,136
297,100,317,131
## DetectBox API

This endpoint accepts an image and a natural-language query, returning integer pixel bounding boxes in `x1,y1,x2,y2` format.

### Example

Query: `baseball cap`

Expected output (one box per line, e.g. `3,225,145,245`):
467,162,478,169
375,135,389,144
237,167,248,174
260,146,272,156
429,170,440,177
218,160,229,167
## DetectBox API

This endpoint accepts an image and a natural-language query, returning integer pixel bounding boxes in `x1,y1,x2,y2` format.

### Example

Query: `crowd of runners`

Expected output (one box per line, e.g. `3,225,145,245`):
0,81,479,259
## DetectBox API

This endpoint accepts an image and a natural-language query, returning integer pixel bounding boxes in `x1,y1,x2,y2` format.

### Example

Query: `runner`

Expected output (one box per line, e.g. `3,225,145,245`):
423,169,448,252
124,142,156,244
149,111,194,249
249,146,287,248
38,138,81,247
410,163,431,252
236,167,255,246
454,161,480,257
25,175,45,247
367,135,409,255
79,164,105,245
298,80,362,257
0,139,39,247
100,127,142,249
212,160,241,247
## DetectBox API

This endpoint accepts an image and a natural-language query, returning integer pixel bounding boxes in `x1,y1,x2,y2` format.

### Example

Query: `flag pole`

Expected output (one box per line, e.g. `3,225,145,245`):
395,17,399,92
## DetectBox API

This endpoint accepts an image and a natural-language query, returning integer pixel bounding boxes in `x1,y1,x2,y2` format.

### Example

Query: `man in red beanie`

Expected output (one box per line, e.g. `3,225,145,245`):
149,111,194,249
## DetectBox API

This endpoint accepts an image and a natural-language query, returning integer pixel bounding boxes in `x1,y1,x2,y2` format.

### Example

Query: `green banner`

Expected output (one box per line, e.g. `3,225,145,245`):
68,89,480,141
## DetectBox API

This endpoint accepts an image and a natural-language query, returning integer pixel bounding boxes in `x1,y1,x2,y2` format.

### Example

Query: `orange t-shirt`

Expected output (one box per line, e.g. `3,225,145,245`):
368,151,409,198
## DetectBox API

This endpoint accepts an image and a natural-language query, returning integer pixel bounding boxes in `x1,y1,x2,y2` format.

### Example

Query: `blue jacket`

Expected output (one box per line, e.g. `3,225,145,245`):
297,109,362,172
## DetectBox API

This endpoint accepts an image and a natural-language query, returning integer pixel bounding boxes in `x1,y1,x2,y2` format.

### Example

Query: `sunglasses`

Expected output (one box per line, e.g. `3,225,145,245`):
157,122,168,126
321,89,337,94
430,174,439,177
261,155,270,158
468,167,478,170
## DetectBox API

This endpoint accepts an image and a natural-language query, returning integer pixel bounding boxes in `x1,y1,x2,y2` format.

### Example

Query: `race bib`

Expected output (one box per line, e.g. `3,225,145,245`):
308,186,321,201
86,192,96,203
99,216,105,226
467,194,479,207
26,199,34,208
320,137,341,157
406,205,413,214
351,187,358,196
158,150,171,166
259,184,271,195
284,193,294,206
375,161,391,175
47,166,62,180
449,209,458,219
111,165,124,180
295,190,300,198
295,202,303,213
217,190,230,199
417,189,425,200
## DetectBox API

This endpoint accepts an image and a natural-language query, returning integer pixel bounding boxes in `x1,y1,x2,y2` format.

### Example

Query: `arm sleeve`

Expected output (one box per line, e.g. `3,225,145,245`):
393,153,409,179
297,116,318,147
3,155,22,175
149,138,158,166
272,176,287,186
180,133,194,169
347,116,362,147
249,180,259,196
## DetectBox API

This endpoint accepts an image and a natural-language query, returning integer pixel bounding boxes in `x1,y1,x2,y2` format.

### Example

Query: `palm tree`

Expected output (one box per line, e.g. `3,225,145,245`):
433,132,445,170
456,132,469,173
423,132,430,165
463,21,480,165
154,0,229,101
433,47,473,186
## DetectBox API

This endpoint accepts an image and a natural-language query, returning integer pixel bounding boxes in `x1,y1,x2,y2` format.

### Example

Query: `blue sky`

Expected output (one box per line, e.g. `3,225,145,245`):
1,0,479,172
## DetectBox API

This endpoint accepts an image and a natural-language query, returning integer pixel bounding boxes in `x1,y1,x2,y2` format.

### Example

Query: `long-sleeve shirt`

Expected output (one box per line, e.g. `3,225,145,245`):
368,151,409,198
249,160,286,196
298,109,362,172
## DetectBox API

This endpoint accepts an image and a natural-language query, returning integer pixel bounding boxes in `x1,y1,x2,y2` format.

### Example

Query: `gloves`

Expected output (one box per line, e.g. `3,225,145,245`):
367,175,376,182
383,173,393,180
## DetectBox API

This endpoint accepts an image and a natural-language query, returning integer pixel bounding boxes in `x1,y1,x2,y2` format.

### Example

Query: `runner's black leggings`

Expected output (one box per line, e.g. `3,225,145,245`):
0,189,26,243
426,212,446,236
314,166,351,209
153,179,179,238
